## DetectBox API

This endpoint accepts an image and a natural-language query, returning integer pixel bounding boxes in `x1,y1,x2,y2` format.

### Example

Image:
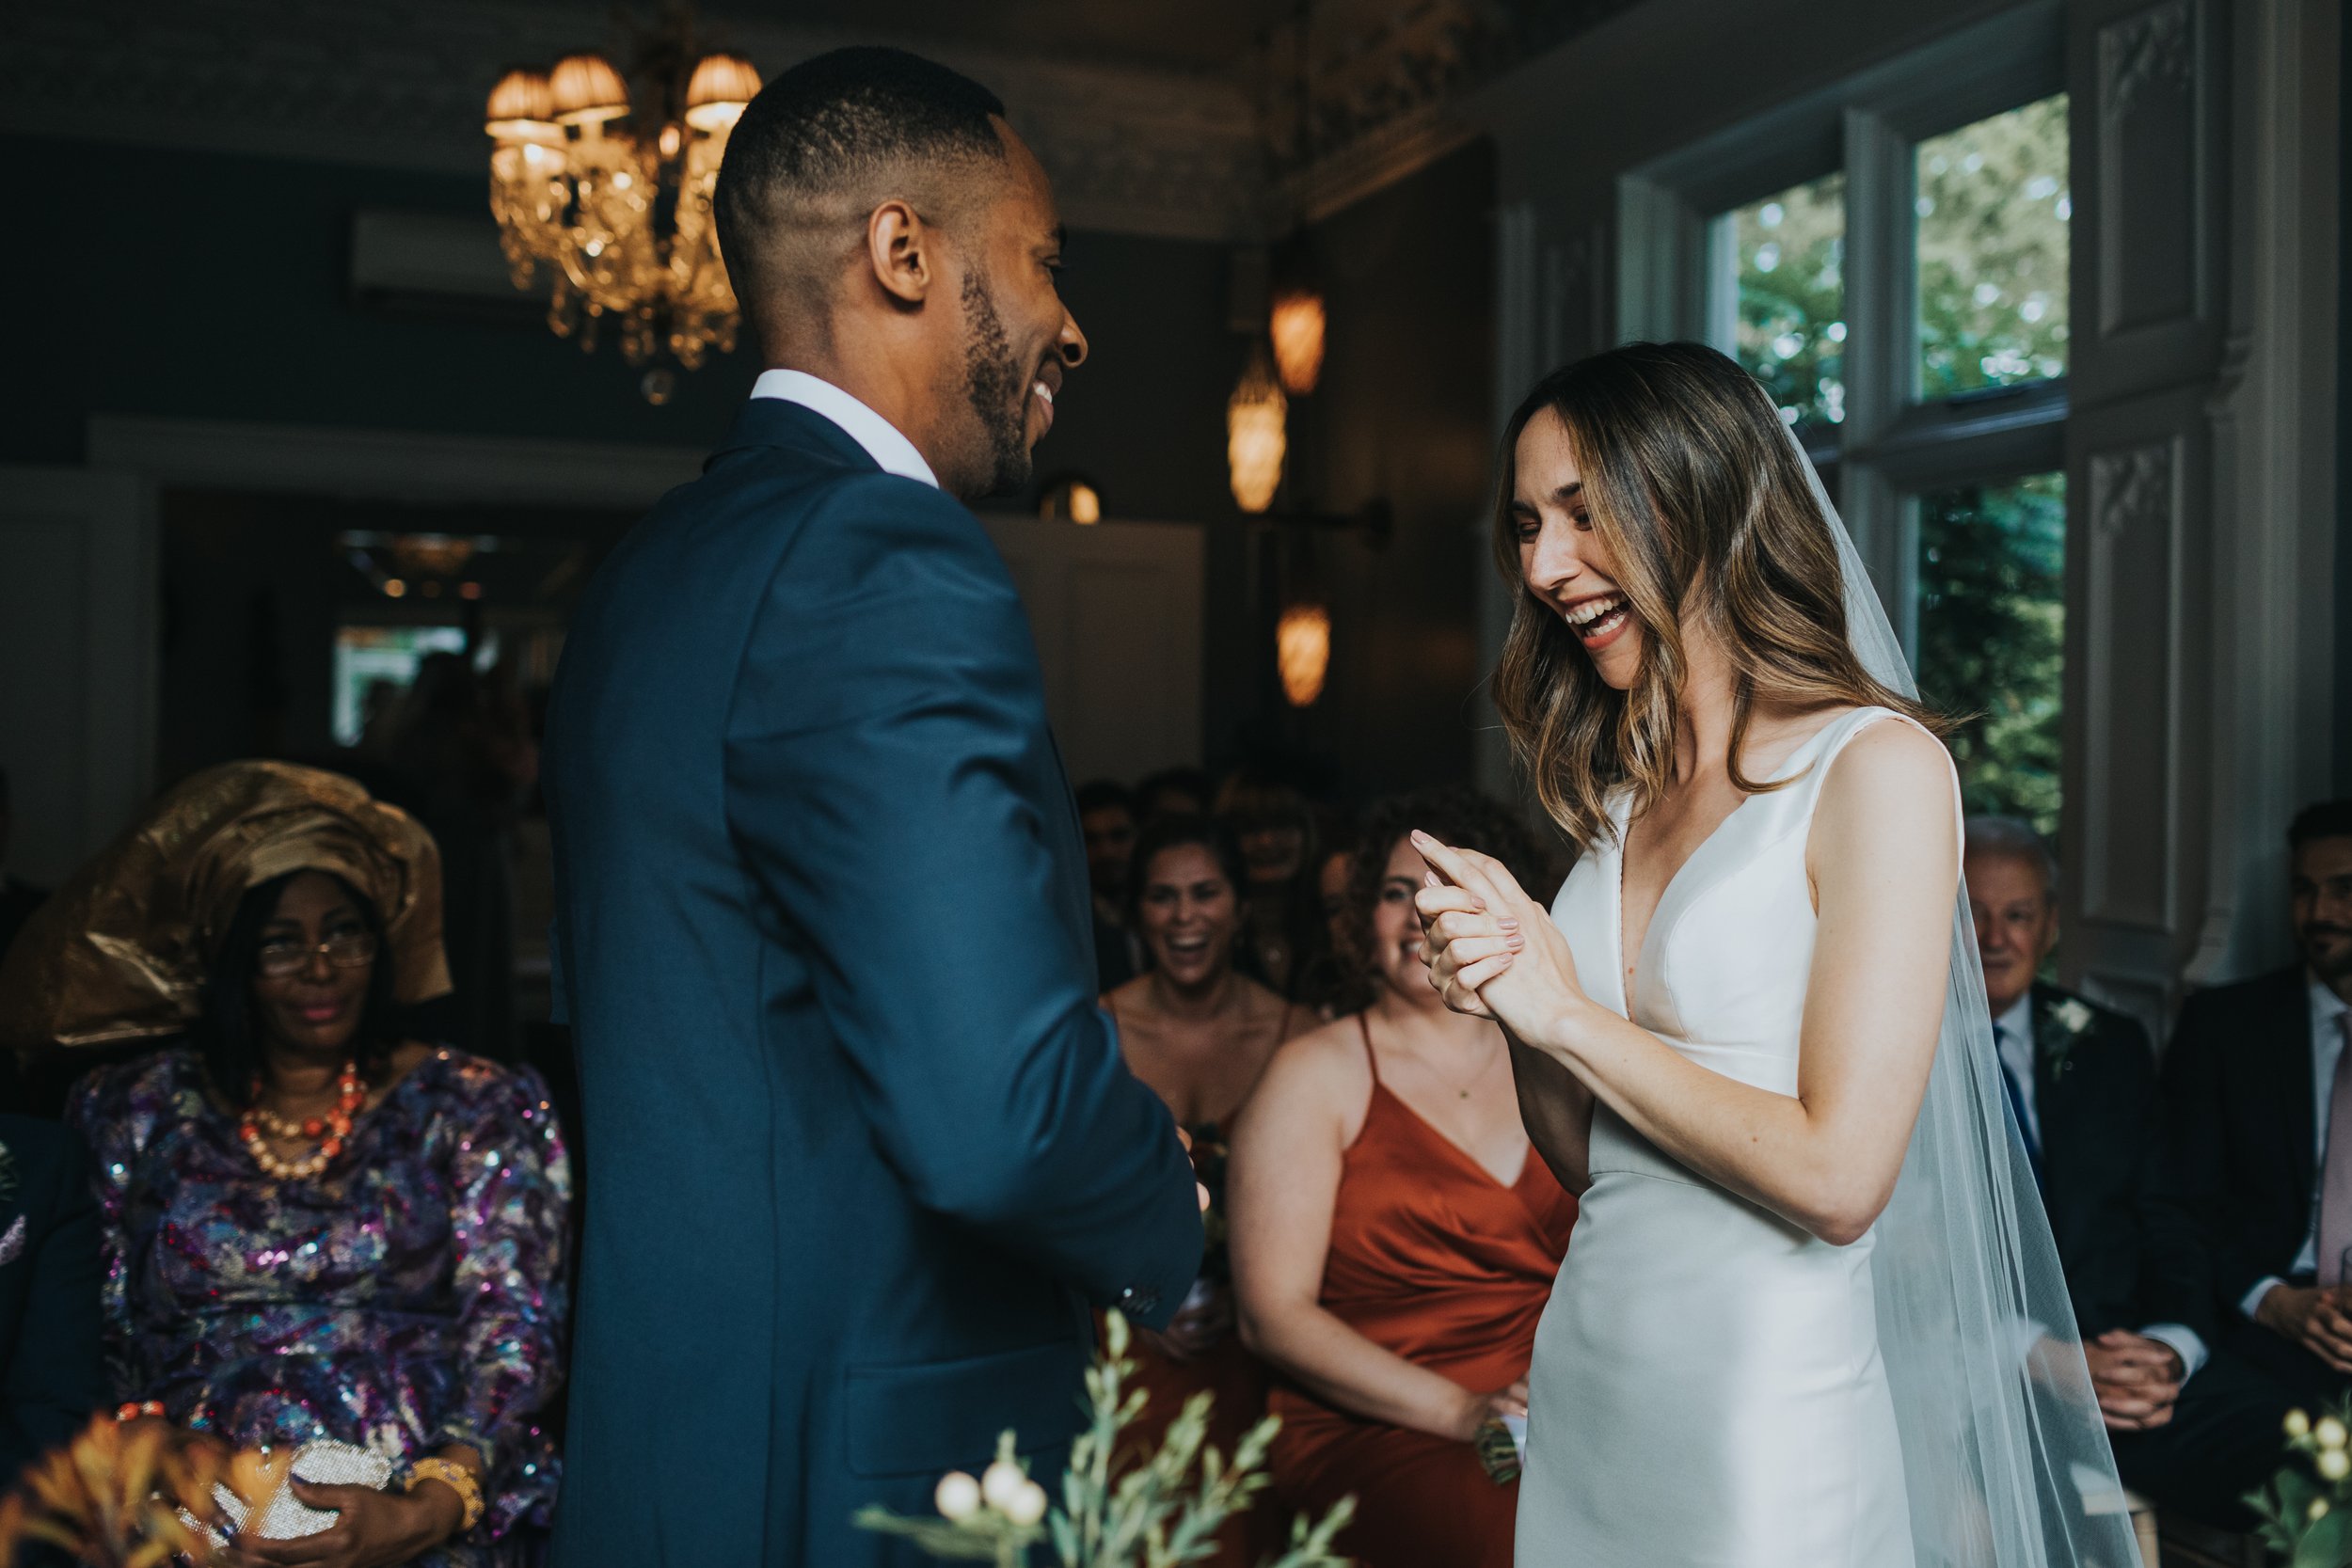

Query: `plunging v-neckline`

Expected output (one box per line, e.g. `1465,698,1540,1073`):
1612,712,1856,1020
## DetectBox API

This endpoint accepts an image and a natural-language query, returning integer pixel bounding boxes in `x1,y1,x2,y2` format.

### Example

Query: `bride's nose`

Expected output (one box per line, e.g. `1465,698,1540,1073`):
1525,518,1586,594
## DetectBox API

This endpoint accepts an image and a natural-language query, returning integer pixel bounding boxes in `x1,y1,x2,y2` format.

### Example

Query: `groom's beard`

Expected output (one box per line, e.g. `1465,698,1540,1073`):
961,270,1034,499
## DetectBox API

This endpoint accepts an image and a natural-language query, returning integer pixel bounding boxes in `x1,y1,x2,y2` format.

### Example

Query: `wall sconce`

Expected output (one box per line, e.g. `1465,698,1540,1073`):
1269,286,1326,394
1039,475,1103,525
1227,347,1288,513
1277,602,1330,706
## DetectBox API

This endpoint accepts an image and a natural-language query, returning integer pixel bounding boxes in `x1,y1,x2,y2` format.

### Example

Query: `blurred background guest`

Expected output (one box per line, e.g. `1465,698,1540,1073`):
1229,787,1576,1568
1076,780,1145,992
0,768,48,969
1136,767,1214,824
1965,816,2292,1528
0,762,569,1568
0,1112,103,1495
1298,823,1364,1021
344,653,539,1061
1215,771,1329,1002
2165,799,2352,1413
1103,814,1303,1559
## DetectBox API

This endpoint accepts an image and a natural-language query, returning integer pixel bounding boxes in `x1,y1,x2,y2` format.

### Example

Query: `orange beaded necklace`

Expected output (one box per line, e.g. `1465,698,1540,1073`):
239,1061,363,1181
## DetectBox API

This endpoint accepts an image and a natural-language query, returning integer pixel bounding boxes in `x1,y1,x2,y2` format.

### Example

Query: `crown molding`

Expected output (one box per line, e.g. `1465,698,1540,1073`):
0,0,1269,242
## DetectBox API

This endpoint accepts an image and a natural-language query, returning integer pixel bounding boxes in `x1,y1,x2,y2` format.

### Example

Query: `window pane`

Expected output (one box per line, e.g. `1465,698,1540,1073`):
1916,95,2070,397
1915,474,2064,836
1727,172,1846,433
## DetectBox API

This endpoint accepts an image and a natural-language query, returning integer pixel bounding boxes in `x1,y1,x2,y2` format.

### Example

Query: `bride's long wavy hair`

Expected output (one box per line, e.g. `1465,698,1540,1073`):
1490,341,1946,849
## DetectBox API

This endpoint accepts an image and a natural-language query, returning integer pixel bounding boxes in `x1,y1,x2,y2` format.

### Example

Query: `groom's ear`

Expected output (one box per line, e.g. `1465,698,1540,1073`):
865,199,937,308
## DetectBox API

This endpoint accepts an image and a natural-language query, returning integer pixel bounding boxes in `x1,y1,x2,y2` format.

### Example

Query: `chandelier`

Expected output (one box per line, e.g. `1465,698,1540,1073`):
485,13,761,403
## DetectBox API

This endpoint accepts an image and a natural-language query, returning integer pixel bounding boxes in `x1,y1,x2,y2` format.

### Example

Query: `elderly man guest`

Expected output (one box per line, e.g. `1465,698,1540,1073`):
1965,816,2296,1527
541,47,1201,1568
2165,800,2352,1414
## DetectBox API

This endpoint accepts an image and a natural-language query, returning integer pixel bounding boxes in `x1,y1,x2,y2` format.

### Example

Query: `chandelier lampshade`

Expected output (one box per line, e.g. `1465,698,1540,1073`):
485,70,562,144
1226,348,1288,513
684,53,763,132
1277,603,1331,706
487,19,752,401
1269,286,1327,394
548,53,630,125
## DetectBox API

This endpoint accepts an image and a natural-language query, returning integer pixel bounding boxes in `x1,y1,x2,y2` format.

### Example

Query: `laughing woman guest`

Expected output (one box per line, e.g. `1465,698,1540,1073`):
0,763,569,1568
1229,788,1576,1568
1102,816,1301,1558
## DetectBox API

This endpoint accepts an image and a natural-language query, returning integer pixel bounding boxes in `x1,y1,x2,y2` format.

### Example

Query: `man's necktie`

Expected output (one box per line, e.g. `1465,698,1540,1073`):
1994,1022,2043,1192
2316,1014,2352,1285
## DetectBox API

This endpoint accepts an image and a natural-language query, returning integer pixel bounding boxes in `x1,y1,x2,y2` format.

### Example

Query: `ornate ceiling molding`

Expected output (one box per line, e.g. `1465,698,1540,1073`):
0,0,1269,241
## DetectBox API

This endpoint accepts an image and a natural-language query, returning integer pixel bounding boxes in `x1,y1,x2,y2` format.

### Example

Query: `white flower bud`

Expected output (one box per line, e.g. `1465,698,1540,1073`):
2318,1447,2349,1482
980,1460,1028,1513
2318,1417,2347,1451
2312,1497,2332,1523
934,1472,981,1522
2288,1410,2313,1439
1002,1481,1049,1527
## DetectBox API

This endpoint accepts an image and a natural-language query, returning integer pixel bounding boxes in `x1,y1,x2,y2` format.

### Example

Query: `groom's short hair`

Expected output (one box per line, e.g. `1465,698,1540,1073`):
715,46,1009,325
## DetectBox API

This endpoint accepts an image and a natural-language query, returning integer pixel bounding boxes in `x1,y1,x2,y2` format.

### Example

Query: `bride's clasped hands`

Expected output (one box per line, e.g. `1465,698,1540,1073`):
1407,832,1582,1047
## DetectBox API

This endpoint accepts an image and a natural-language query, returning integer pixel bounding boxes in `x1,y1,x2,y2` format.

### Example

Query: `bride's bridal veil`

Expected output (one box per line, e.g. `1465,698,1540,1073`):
1787,411,2139,1567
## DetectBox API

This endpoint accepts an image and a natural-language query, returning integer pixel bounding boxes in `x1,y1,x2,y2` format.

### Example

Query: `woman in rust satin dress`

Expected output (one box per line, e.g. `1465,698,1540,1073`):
1102,815,1301,1560
1229,789,1575,1567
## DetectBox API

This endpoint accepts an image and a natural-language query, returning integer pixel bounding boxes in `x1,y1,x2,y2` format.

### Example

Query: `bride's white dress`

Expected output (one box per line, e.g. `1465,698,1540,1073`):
1516,705,1925,1566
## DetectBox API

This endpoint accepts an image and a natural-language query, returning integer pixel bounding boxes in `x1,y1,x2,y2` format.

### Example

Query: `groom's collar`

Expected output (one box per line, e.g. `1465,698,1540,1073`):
739,369,940,488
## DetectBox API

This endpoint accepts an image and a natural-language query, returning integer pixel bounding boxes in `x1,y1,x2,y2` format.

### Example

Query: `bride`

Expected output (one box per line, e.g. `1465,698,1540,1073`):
1414,342,2137,1566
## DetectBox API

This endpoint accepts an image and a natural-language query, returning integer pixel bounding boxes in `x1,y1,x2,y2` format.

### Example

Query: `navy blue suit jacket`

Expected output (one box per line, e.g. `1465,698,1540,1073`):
0,1115,103,1493
542,398,1202,1567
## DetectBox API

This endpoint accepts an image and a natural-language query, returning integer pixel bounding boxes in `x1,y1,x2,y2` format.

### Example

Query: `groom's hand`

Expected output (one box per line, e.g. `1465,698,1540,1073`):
2256,1284,2352,1373
2083,1331,2183,1431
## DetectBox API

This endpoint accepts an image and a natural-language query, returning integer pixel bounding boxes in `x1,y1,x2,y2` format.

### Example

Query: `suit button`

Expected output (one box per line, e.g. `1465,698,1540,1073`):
1120,1287,1159,1317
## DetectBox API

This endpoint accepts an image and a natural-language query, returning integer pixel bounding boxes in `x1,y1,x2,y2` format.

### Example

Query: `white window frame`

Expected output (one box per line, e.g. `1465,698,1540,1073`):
1615,1,2070,664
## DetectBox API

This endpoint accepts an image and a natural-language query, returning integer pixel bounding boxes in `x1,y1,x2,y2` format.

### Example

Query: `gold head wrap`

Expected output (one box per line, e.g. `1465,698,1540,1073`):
0,761,450,1053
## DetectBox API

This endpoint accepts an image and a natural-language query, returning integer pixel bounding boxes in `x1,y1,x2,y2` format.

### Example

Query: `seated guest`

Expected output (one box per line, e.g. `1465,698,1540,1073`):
2167,799,2352,1410
1076,780,1145,991
1230,788,1577,1568
0,762,569,1568
1966,816,2294,1528
1103,815,1301,1559
1295,828,1365,1021
1215,772,1328,1001
0,1113,103,1494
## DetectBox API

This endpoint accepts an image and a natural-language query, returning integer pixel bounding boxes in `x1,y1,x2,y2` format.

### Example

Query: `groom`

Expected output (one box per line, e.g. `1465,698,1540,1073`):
543,48,1203,1568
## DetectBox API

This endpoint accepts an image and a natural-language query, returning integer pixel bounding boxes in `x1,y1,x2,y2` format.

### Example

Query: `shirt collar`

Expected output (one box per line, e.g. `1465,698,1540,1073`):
1994,991,2036,1062
750,370,938,489
2313,972,2352,1028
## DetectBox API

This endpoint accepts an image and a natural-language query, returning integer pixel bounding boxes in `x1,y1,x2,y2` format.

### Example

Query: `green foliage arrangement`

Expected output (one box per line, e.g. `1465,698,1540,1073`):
2249,1404,2352,1565
857,1312,1355,1568
1914,474,2066,836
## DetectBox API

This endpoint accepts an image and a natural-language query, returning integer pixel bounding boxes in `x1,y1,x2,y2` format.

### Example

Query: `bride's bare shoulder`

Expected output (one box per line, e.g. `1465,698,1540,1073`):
1812,716,1960,869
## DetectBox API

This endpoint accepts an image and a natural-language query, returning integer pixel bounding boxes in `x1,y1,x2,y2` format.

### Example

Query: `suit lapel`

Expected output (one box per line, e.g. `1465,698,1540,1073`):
2284,970,2320,1200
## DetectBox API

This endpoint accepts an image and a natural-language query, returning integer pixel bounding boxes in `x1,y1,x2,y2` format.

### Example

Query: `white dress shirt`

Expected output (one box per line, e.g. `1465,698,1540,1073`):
2242,976,2352,1316
2001,990,2207,1379
750,369,939,488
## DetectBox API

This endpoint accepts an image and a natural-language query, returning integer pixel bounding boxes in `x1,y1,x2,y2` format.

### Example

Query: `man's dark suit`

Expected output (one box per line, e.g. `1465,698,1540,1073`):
542,397,1201,1568
2159,960,2352,1458
0,877,48,970
2030,983,2295,1528
0,1114,104,1493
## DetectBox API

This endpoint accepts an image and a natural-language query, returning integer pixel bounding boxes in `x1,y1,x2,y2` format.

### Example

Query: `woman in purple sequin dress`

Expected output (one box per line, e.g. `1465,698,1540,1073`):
5,764,571,1568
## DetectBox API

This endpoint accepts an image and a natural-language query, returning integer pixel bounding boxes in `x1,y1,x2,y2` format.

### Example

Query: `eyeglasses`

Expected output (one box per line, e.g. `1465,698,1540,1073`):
255,932,378,979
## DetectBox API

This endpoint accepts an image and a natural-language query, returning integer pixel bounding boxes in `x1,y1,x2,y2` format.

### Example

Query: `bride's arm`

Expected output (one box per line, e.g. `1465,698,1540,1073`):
1505,1033,1594,1195
1227,1030,1518,1441
1419,721,1956,1245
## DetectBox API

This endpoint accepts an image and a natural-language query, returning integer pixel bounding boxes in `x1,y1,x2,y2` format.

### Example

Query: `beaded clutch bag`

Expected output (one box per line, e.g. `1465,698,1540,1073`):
183,1438,394,1544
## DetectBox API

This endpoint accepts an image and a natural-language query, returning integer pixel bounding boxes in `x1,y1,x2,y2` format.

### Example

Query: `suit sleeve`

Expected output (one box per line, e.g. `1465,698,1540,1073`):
2158,992,2262,1318
2114,1015,2214,1341
723,477,1201,1324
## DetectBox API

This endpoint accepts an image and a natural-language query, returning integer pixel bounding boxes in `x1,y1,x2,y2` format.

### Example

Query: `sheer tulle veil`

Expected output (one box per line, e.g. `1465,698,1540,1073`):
1789,423,2138,1567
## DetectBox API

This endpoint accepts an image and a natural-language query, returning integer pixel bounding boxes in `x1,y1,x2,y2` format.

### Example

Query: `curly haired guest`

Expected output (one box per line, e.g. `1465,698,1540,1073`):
1228,787,1577,1568
0,762,569,1568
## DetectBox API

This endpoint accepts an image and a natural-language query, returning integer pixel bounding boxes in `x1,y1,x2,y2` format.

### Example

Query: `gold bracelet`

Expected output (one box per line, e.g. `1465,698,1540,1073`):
405,1457,485,1534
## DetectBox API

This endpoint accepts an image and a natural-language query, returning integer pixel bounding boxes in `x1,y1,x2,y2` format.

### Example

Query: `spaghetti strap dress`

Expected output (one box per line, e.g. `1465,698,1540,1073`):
1265,1017,1578,1567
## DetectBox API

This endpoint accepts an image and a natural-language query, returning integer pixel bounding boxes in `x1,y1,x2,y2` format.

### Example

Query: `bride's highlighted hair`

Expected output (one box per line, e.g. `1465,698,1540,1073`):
1490,341,1946,848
